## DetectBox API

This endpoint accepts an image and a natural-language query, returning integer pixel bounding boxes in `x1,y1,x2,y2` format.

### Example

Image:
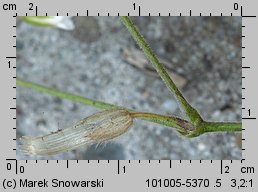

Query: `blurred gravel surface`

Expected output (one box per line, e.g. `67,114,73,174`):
17,17,241,160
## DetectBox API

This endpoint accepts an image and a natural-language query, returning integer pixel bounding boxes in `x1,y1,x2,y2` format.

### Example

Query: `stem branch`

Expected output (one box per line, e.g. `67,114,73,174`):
120,16,203,126
17,78,189,133
17,78,241,137
17,17,241,138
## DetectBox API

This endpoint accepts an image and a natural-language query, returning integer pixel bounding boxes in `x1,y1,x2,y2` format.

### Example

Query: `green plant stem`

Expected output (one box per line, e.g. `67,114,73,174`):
17,78,186,131
130,112,193,133
202,121,242,133
17,78,119,110
17,78,241,136
186,121,242,137
17,17,242,138
120,16,203,126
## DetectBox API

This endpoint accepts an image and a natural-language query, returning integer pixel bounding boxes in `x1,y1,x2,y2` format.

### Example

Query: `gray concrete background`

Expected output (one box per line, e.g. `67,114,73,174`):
16,17,241,160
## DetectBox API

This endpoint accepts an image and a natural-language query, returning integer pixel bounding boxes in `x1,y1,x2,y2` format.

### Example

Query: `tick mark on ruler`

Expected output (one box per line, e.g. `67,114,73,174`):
220,160,223,174
117,160,120,174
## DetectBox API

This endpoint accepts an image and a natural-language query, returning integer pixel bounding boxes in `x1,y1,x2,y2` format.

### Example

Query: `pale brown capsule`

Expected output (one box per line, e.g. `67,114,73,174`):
19,109,133,156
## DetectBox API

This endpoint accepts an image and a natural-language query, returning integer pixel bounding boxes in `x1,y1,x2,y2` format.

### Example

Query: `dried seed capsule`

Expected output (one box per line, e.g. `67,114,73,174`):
19,109,133,156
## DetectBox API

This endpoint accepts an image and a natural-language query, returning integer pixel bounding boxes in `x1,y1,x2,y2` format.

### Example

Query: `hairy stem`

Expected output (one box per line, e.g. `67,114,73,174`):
120,16,203,126
203,121,242,133
17,78,189,133
17,78,241,137
17,78,120,110
130,112,192,132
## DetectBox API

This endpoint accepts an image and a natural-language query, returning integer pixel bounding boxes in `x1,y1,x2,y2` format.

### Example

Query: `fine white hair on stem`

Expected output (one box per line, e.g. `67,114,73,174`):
19,109,133,156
